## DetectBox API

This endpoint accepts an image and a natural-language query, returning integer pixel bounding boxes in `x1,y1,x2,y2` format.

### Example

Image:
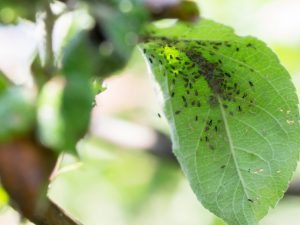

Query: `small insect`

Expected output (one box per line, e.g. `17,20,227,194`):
182,96,187,102
171,92,175,97
175,110,181,115
236,47,240,52
205,136,209,142
195,90,199,96
192,100,196,106
220,165,226,169
242,93,248,98
195,116,198,121
149,58,153,64
197,100,201,107
157,113,161,118
248,199,254,203
214,126,218,132
238,106,242,112
208,120,212,126
249,81,254,87
224,72,231,78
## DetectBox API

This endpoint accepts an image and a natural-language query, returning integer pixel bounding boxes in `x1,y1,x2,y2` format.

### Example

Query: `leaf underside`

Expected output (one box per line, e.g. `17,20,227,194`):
141,19,300,225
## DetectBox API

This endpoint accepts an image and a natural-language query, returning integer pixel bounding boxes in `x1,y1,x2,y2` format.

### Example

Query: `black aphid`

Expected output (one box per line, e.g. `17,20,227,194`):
248,199,254,203
175,110,181,115
149,58,153,64
215,126,218,132
242,93,248,98
223,104,228,109
205,136,209,142
220,165,226,169
182,96,187,102
236,47,240,52
197,100,201,107
195,90,199,96
238,106,242,112
171,92,175,97
192,100,196,106
225,72,231,78
208,120,212,126
195,116,198,121
157,113,161,118
249,81,254,87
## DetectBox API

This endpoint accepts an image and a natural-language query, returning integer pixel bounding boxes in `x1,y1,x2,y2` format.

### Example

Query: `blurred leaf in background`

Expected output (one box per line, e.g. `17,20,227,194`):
0,87,35,143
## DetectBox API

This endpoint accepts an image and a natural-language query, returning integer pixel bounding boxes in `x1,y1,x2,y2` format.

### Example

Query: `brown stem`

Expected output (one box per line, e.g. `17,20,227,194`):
0,137,81,225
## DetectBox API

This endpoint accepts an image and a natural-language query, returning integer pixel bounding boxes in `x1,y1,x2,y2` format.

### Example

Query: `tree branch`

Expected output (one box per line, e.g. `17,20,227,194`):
0,136,81,225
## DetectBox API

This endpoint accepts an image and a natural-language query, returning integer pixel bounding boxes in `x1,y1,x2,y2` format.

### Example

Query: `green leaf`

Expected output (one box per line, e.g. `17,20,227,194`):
141,19,300,225
0,186,9,209
61,73,94,152
0,87,35,142
87,0,149,76
37,75,94,154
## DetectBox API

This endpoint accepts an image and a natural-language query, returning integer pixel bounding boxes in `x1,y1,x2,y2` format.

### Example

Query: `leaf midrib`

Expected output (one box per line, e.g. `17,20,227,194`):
217,95,257,222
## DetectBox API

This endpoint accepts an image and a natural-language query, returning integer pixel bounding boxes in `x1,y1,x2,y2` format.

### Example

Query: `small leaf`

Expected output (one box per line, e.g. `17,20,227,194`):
142,19,300,224
0,87,35,142
37,76,94,153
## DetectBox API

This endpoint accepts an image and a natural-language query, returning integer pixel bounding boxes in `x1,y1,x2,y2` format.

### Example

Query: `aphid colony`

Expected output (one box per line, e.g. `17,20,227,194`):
143,37,257,150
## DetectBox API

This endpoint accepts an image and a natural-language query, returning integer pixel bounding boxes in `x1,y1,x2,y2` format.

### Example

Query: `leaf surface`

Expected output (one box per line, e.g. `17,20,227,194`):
141,19,300,225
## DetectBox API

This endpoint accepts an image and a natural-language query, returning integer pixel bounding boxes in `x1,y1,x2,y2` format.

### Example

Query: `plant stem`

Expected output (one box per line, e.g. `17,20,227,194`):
44,2,56,78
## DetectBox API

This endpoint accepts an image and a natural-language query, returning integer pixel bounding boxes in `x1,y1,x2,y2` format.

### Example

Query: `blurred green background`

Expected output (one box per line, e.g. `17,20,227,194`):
1,0,300,224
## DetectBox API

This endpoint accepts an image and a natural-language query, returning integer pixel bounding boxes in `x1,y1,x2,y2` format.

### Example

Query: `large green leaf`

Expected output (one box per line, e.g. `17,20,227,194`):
141,19,300,225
